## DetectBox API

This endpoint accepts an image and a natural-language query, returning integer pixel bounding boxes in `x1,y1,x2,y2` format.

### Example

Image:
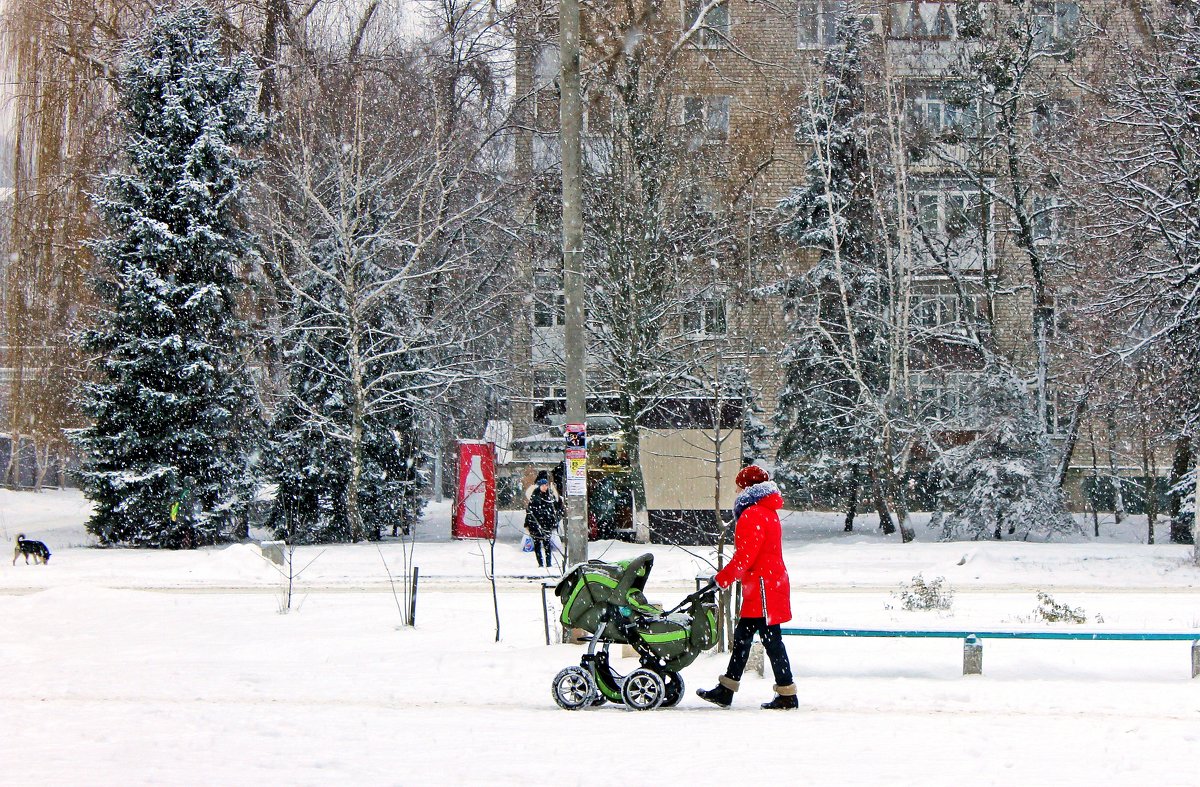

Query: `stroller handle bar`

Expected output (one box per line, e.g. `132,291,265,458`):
665,580,719,614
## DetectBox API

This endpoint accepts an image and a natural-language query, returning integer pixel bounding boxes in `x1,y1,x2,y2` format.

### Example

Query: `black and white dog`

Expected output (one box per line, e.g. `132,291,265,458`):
12,534,51,565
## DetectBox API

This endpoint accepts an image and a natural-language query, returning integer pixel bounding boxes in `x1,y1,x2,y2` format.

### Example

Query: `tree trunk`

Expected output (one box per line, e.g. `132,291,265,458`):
1107,412,1125,524
1088,422,1101,538
843,472,858,532
347,400,365,542
1034,303,1051,434
1054,391,1087,488
869,462,895,535
711,395,731,652
33,440,49,492
1169,436,1193,544
878,436,915,543
346,291,366,543
4,432,19,487
624,424,649,539
1142,428,1156,545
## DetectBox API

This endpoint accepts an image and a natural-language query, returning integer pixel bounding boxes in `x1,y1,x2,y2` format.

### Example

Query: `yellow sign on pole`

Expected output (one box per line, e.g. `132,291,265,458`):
565,423,587,496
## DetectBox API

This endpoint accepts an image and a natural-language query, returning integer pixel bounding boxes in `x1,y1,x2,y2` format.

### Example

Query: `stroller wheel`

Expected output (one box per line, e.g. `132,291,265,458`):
661,671,685,707
552,666,597,710
620,668,666,711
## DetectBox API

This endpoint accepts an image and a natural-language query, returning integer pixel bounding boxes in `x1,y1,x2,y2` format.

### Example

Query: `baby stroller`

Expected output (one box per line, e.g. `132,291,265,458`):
551,553,719,711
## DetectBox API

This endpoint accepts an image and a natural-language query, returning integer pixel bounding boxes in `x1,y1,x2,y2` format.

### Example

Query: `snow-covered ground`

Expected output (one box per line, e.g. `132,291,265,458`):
2,488,1199,786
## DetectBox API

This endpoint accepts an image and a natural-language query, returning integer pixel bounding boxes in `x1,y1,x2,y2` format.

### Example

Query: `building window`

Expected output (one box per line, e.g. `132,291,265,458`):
797,0,846,47
533,272,565,328
1044,385,1073,436
915,189,984,244
1031,195,1069,246
912,185,989,270
911,372,982,427
1033,1,1080,50
530,44,560,134
533,43,559,90
535,379,566,403
911,288,982,336
684,0,730,48
683,95,730,146
532,134,560,172
532,372,567,424
889,1,956,40
909,85,980,138
687,184,720,214
1032,98,1076,138
683,293,728,337
1044,292,1076,338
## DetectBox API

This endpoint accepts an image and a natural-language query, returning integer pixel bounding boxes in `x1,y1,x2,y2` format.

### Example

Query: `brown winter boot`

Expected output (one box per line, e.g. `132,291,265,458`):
761,683,798,710
696,675,738,708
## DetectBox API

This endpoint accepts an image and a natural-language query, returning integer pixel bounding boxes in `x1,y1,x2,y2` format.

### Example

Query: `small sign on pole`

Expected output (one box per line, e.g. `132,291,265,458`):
565,423,587,496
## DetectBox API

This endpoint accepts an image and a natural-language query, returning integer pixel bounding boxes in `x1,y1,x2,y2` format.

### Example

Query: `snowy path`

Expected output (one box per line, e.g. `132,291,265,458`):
4,490,1200,784
4,584,1198,786
6,696,1197,786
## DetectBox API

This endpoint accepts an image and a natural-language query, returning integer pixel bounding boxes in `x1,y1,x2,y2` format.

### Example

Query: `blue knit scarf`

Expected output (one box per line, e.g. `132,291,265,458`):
733,481,781,523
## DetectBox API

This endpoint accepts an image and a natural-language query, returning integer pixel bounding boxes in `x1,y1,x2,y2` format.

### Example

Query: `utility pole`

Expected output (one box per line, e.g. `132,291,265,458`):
560,0,588,568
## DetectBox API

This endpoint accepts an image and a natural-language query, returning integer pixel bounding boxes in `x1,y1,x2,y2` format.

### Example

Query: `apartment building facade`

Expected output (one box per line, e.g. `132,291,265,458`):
506,0,1164,522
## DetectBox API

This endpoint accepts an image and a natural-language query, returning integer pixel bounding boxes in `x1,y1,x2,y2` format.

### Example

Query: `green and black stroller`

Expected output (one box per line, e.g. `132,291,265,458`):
551,553,719,710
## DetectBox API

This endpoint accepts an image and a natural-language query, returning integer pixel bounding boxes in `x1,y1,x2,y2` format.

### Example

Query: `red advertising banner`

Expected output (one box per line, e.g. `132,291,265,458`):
452,440,495,539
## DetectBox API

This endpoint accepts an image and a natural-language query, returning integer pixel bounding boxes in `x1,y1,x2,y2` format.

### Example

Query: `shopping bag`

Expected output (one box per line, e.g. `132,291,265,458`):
520,533,534,553
549,533,564,556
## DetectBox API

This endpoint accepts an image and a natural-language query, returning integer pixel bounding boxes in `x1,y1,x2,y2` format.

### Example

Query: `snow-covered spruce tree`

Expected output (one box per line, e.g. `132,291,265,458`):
932,365,1076,541
775,15,911,539
72,5,265,548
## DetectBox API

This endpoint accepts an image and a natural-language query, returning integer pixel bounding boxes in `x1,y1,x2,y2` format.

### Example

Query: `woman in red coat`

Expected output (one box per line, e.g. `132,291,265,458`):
697,464,797,710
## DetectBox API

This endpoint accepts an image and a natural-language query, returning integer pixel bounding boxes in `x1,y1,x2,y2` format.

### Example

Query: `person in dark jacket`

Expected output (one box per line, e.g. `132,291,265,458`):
525,474,562,568
697,464,797,710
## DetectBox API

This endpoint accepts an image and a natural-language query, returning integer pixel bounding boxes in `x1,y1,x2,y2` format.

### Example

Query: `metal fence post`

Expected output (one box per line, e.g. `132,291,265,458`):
1192,640,1199,679
409,566,419,627
542,581,554,646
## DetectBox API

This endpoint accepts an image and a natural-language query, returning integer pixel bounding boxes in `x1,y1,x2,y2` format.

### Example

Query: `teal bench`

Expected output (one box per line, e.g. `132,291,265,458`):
779,627,1200,677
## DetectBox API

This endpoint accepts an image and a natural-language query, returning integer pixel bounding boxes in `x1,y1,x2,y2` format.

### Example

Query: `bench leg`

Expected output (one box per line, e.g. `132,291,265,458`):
1192,640,1199,679
963,635,983,676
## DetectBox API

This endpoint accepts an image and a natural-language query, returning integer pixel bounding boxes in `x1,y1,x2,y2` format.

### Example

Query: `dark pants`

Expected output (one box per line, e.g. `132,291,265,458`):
725,617,794,686
533,536,554,567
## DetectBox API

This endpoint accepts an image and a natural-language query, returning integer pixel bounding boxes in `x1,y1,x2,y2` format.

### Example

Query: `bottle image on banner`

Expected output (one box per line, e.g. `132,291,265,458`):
464,455,485,527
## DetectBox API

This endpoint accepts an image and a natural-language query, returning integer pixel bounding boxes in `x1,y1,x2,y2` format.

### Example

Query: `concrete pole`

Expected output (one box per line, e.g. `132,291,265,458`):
560,0,588,569
963,635,983,676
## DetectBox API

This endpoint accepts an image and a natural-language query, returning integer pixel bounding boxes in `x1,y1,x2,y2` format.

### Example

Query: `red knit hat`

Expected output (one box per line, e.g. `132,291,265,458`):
735,465,769,488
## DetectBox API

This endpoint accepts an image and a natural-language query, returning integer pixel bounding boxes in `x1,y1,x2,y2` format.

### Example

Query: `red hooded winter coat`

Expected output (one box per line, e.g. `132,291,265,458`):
714,486,792,625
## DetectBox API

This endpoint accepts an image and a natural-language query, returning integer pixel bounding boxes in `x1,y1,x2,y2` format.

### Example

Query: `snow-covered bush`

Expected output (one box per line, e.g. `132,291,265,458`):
1033,592,1087,624
894,574,954,611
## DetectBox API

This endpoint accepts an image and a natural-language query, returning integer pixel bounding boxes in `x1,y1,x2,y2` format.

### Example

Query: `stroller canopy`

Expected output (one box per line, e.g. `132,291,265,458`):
555,553,718,672
557,554,659,629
